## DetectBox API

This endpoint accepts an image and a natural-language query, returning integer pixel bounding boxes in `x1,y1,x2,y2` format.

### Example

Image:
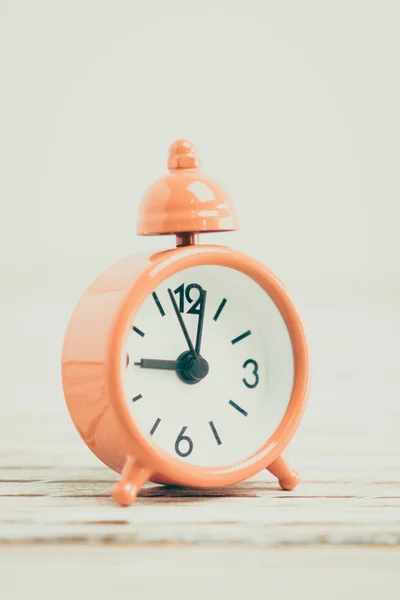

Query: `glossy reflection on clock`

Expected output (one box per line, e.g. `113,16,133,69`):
122,265,294,467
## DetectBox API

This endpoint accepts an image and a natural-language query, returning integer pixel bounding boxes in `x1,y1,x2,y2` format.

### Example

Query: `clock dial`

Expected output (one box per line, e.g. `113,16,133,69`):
122,265,294,467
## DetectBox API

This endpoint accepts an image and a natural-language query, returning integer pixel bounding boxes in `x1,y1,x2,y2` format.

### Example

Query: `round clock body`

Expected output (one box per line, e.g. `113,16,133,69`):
62,244,308,504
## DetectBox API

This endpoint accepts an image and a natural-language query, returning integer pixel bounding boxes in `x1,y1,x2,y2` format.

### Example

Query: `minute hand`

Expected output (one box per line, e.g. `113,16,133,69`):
167,288,197,356
195,289,207,355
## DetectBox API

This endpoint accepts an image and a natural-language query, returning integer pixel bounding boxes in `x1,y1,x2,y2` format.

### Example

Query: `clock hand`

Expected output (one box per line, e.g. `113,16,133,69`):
195,289,207,356
134,359,178,370
167,288,197,356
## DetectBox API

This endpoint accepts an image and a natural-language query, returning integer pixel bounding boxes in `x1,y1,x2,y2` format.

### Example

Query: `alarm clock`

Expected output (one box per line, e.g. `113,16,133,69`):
62,139,308,506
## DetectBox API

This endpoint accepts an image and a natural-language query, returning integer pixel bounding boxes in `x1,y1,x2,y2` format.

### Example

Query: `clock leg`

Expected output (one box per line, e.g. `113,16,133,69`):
266,456,300,491
111,456,152,507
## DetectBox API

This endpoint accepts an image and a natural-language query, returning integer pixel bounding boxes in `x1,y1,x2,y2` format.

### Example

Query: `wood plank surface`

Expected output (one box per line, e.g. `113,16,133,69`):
1,464,399,547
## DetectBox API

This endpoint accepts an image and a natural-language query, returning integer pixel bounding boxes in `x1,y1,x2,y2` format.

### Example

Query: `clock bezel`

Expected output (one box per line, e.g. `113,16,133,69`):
108,244,308,487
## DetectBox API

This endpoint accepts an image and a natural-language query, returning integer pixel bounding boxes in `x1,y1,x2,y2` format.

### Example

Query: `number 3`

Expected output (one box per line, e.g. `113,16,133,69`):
242,359,259,389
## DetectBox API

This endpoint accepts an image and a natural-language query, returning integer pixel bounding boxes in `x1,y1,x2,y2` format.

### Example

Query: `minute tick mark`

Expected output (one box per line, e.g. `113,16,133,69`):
231,330,251,345
209,421,222,445
150,418,161,435
132,394,142,402
229,400,248,417
213,298,227,321
152,291,165,317
132,326,145,337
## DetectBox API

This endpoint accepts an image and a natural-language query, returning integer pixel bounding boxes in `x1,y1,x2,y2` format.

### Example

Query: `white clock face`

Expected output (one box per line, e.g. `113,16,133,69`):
122,265,294,467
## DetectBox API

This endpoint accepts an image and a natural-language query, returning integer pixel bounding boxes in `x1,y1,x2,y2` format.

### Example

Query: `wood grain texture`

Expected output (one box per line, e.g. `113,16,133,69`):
1,464,399,547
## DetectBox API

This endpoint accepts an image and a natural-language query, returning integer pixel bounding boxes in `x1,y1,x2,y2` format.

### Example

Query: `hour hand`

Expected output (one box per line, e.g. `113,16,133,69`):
134,359,178,370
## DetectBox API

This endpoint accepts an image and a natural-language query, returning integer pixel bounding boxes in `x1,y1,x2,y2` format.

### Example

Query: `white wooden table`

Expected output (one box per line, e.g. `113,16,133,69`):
1,450,399,599
1,461,400,546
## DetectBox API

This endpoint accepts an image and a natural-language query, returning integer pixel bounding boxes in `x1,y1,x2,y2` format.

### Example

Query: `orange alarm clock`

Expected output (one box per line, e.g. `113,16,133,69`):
62,139,308,507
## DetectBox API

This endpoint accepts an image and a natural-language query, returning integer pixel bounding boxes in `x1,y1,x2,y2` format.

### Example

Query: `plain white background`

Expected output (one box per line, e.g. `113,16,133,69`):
0,1,399,472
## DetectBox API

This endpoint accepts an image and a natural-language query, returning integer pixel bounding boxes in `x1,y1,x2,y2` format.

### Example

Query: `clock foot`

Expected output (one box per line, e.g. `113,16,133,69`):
111,456,152,507
266,456,300,491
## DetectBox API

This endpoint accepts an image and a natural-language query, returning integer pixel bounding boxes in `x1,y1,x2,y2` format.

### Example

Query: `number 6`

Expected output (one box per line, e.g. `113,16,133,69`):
175,426,194,457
